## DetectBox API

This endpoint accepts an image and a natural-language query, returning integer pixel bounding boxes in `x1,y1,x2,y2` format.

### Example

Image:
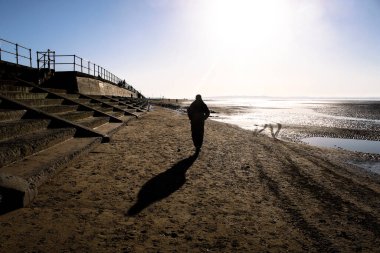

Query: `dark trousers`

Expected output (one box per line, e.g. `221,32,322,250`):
191,120,204,149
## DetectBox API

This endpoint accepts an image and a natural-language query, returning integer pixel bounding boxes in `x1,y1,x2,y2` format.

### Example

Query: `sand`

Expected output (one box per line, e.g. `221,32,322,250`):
1,106,380,252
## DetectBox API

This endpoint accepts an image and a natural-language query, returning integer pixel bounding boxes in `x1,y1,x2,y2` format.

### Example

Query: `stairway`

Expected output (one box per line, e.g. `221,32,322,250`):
83,95,148,118
0,79,147,213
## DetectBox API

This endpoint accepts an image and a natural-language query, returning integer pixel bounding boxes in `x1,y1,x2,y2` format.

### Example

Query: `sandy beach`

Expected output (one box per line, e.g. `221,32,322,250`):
1,106,380,252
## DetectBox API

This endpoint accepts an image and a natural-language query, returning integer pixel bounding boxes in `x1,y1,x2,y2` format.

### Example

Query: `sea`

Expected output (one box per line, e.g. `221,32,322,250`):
202,96,380,175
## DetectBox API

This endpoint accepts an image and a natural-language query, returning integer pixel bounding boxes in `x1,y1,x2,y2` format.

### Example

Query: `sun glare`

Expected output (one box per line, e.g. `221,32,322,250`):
199,0,294,54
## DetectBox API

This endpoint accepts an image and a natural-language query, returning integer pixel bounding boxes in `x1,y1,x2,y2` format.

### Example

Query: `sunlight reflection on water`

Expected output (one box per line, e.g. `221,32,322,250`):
206,97,380,174
206,98,380,131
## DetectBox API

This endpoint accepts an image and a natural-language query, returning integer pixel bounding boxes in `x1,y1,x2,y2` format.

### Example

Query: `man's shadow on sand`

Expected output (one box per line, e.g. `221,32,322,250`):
127,153,198,216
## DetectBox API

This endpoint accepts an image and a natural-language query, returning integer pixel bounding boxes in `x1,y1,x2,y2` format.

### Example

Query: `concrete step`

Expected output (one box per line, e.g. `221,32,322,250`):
36,104,79,114
94,122,124,136
0,119,51,142
105,101,121,106
0,92,49,100
0,136,102,212
55,111,94,121
0,85,33,92
118,105,137,111
59,93,81,99
107,111,124,118
42,88,69,94
0,128,76,168
17,98,65,106
71,98,92,104
119,115,136,122
0,80,21,86
118,100,135,105
117,105,137,111
138,101,149,108
95,106,114,113
86,95,104,100
88,103,106,110
0,109,27,121
126,109,139,115
95,98,114,103
93,99,119,105
75,116,110,129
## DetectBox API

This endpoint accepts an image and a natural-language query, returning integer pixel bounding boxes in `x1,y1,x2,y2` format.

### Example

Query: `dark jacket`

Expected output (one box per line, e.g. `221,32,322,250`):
187,99,210,122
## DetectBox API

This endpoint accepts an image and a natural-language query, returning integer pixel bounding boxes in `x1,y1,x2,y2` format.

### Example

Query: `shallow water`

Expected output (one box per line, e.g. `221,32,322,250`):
207,97,380,131
206,97,380,174
302,137,380,154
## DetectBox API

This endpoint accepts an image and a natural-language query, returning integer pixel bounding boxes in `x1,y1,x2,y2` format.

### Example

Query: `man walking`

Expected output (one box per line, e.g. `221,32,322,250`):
187,94,210,154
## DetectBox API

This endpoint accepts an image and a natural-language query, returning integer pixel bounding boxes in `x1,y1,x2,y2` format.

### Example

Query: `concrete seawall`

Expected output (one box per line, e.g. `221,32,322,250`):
76,76,134,97
44,72,140,98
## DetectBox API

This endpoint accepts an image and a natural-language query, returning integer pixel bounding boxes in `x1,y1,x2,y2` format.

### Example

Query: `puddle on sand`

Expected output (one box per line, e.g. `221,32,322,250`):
302,137,380,154
303,137,380,175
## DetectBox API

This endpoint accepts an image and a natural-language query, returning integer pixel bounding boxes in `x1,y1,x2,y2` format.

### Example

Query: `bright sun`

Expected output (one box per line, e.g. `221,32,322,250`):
198,0,294,54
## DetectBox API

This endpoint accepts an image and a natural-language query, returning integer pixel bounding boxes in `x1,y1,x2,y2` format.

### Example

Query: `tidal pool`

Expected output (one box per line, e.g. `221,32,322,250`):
303,137,380,175
302,137,380,154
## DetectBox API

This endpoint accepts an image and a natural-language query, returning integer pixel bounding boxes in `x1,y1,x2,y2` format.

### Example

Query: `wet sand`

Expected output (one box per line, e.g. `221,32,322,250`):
1,106,380,252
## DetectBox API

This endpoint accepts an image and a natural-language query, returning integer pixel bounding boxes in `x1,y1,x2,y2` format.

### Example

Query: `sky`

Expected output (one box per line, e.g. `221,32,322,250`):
1,0,380,98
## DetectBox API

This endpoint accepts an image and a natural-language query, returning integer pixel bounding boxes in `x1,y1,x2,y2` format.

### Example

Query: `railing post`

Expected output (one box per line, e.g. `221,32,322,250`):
80,57,83,72
15,43,19,65
36,52,39,69
0,48,2,61
47,49,51,70
88,61,90,74
94,63,95,76
29,48,32,67
73,55,76,71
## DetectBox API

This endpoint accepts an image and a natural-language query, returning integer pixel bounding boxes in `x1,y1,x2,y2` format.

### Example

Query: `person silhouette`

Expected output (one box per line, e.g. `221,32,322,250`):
187,94,210,154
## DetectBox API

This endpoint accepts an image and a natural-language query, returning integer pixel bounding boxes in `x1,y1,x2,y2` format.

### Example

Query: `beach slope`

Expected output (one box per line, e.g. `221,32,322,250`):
1,106,380,252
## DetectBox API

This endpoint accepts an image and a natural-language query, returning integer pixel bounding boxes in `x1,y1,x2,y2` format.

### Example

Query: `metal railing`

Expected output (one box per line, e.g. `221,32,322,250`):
37,52,137,91
37,49,55,70
1,38,138,92
0,38,32,67
53,54,122,84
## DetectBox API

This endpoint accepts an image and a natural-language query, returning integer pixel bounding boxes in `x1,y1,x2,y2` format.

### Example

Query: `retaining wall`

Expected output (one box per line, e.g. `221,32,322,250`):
43,72,138,97
77,76,134,97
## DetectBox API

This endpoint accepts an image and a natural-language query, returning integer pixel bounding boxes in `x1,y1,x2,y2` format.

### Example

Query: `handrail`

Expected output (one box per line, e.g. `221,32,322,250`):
1,38,138,93
37,49,55,70
53,54,121,84
0,38,32,67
